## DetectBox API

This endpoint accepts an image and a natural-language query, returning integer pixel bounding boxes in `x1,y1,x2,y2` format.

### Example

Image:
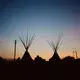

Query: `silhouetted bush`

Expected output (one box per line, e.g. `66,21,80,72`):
34,55,46,64
63,56,75,61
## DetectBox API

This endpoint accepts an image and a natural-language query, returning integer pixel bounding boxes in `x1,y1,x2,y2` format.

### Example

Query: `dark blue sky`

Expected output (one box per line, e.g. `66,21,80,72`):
0,0,80,34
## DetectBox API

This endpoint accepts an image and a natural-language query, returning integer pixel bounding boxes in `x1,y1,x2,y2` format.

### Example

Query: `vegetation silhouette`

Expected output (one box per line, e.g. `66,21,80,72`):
34,55,46,64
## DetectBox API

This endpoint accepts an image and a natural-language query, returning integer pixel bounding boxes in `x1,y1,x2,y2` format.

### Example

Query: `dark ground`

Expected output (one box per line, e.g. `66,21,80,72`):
0,58,80,80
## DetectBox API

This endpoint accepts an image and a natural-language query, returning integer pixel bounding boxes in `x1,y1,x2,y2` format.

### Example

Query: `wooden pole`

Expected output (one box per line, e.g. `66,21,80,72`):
75,51,78,59
14,40,17,60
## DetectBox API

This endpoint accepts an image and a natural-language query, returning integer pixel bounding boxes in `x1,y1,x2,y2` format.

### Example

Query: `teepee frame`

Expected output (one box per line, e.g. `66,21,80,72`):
48,34,62,61
19,29,35,62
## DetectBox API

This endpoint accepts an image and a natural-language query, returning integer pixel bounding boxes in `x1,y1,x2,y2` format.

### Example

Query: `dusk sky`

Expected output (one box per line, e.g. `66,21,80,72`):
0,0,80,60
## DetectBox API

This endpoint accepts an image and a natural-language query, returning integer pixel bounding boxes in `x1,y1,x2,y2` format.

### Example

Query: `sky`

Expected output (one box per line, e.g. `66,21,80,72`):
0,0,80,60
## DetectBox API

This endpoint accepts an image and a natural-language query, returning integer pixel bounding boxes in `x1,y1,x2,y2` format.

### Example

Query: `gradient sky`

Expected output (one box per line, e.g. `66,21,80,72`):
0,0,80,60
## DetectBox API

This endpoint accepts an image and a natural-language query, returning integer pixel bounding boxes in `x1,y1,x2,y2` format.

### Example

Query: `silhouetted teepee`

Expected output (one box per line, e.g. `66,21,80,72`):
19,30,35,63
48,34,62,61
